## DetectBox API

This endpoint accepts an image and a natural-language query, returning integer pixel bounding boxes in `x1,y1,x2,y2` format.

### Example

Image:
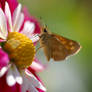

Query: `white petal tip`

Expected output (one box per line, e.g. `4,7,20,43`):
16,76,23,85
6,75,16,86
39,82,46,91
25,21,35,33
5,2,8,6
0,67,8,77
21,21,35,38
31,62,43,71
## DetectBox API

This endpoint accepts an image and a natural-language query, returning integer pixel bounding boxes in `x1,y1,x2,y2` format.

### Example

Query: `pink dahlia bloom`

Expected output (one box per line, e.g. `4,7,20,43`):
0,0,46,92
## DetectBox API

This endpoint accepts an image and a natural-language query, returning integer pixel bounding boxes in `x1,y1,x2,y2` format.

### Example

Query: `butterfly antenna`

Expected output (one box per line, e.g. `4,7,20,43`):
44,24,47,28
39,16,48,27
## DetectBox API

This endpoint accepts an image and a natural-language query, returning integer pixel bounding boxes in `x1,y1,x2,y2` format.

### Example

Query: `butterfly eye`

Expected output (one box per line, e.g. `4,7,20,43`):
44,28,47,32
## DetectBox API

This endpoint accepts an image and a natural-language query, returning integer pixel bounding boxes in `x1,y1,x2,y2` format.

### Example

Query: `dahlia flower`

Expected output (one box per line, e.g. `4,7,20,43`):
0,0,46,92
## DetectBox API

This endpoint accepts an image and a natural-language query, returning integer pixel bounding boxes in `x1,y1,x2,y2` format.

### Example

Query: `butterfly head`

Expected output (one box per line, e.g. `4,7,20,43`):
39,25,52,41
41,25,48,33
41,25,51,35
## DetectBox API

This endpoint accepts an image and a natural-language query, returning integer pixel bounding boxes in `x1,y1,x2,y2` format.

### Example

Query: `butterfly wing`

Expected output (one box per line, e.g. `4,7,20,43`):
50,36,69,61
41,34,69,61
40,33,81,61
51,34,81,61
43,46,52,61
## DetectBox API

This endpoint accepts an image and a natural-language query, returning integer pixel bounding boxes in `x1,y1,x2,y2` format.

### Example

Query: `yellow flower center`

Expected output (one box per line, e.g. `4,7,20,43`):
3,32,35,69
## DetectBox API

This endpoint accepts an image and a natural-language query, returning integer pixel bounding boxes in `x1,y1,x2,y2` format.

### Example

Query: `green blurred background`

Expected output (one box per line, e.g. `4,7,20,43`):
19,0,92,92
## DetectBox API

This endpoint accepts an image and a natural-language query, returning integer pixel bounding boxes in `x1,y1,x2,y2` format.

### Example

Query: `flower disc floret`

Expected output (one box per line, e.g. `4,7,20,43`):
3,32,35,69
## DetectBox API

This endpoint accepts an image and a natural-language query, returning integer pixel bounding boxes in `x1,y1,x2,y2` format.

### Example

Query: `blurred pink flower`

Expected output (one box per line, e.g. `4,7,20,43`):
0,0,46,92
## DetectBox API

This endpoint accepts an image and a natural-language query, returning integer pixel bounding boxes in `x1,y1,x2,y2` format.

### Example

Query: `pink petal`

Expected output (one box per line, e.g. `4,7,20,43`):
0,0,5,11
5,2,12,32
0,8,8,39
37,88,45,92
28,66,45,88
28,58,47,88
6,0,18,15
0,73,21,92
21,21,35,38
25,69,46,92
0,0,18,15
0,48,9,70
0,39,5,42
30,58,46,72
20,7,41,34
27,68,46,92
